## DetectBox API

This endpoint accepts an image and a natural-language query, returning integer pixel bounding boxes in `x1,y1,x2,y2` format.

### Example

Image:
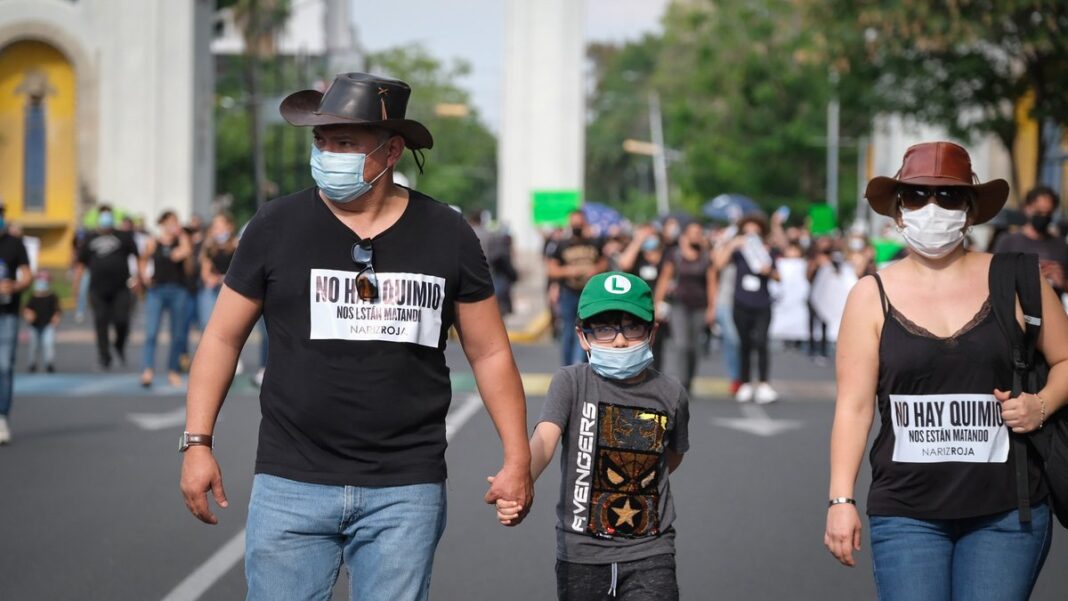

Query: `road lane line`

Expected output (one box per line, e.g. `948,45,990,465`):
159,392,485,601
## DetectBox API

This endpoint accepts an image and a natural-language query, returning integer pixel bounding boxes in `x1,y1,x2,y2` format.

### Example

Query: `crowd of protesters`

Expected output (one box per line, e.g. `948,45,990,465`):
540,186,1068,404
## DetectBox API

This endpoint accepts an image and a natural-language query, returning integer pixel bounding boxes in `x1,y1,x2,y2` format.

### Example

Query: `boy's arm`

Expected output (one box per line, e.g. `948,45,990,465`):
666,448,684,473
530,421,563,482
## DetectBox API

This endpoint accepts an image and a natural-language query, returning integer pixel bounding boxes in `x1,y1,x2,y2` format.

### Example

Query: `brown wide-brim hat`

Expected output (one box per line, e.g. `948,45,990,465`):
280,72,434,150
865,141,1009,225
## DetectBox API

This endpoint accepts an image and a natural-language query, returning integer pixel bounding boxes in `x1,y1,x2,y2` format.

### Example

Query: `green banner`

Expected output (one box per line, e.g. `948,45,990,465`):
807,204,838,236
532,189,582,226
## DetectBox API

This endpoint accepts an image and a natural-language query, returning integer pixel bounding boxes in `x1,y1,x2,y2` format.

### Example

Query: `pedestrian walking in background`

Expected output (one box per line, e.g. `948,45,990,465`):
179,72,532,601
71,226,90,323
0,204,31,445
618,224,667,370
806,236,835,364
177,214,206,372
826,142,1068,599
716,216,780,403
139,210,193,388
198,213,237,325
72,205,139,372
655,220,716,393
547,210,607,365
711,227,742,393
993,185,1068,297
495,271,689,601
23,271,60,373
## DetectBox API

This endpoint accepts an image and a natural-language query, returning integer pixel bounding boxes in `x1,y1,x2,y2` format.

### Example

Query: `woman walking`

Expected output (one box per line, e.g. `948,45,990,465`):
655,220,715,392
198,213,238,324
139,210,192,387
715,216,779,403
825,142,1068,599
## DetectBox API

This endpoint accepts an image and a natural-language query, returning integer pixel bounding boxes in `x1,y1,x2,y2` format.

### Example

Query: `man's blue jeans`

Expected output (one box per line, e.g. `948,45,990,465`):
715,303,740,382
142,283,187,372
557,286,586,366
869,503,1052,601
0,314,18,416
245,474,447,601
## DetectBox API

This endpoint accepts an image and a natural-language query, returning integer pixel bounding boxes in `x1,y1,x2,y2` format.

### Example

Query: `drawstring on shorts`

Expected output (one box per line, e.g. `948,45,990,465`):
607,562,619,597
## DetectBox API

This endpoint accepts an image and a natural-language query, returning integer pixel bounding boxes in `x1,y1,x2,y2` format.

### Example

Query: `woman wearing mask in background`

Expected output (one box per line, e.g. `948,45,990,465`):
715,216,780,403
199,213,238,327
655,220,716,393
619,224,667,370
825,142,1068,599
139,210,193,387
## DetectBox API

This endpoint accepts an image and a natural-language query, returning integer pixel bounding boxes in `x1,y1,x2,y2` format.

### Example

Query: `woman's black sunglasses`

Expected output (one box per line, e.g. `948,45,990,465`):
897,185,974,212
351,240,379,301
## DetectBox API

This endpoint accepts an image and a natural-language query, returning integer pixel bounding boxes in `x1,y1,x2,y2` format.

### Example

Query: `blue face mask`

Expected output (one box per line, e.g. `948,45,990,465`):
586,339,654,380
310,141,390,204
641,237,659,252
33,280,49,293
98,212,114,229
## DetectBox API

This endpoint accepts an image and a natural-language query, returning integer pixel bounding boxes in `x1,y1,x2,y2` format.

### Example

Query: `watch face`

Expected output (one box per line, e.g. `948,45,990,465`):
178,434,187,452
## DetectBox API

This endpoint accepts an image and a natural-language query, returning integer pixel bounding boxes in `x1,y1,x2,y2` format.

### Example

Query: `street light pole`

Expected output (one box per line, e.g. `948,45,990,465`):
826,70,840,216
649,91,670,217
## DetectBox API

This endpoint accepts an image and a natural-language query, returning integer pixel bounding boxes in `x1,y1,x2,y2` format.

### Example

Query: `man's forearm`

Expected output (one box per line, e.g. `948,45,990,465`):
471,348,530,465
185,330,242,434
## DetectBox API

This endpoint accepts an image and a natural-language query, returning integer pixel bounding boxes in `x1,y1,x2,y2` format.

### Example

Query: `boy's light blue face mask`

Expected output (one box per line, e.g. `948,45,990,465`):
585,338,654,380
310,140,390,204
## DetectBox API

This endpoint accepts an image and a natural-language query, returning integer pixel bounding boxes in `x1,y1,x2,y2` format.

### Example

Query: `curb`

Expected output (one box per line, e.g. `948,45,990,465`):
506,309,552,344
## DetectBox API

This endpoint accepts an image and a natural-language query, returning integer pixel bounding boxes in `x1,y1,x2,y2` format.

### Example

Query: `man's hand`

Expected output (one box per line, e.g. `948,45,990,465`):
484,464,533,526
1039,260,1065,290
180,446,229,525
0,280,14,297
487,477,527,526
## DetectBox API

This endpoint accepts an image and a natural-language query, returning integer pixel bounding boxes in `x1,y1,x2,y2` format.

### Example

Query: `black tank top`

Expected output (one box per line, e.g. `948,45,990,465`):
152,240,185,285
867,272,1047,519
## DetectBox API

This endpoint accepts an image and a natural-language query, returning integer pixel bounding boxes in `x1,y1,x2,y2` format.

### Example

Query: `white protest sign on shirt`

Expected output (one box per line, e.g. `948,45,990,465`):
309,269,445,348
809,263,858,341
22,236,40,274
740,235,772,274
769,257,810,340
889,393,1009,463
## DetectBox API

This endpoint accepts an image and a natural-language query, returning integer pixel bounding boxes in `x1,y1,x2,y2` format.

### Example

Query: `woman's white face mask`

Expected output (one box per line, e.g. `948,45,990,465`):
898,203,968,259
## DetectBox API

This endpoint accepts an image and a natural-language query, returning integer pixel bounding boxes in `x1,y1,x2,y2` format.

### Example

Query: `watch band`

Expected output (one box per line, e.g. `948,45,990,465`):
179,432,214,453
828,497,856,507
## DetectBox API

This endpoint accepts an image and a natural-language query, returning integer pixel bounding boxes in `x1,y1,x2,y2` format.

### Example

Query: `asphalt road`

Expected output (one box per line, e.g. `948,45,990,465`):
1,320,1065,600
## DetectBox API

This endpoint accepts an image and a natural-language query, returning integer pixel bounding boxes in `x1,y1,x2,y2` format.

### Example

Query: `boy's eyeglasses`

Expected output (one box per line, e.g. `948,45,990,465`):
897,186,973,212
582,322,651,342
350,240,378,301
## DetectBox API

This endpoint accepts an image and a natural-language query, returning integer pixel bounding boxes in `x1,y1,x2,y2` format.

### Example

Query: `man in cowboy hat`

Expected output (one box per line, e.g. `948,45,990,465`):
179,73,532,601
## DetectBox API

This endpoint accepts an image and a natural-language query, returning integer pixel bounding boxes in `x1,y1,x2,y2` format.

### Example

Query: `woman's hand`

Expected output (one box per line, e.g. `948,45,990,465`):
824,503,863,567
994,389,1046,433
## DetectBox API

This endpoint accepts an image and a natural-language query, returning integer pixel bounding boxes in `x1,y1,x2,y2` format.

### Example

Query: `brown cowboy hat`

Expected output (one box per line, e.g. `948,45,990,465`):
865,141,1008,225
279,72,434,150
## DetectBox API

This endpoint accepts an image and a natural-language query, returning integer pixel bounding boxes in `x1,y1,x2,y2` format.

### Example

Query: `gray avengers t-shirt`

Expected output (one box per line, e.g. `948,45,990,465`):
541,364,690,564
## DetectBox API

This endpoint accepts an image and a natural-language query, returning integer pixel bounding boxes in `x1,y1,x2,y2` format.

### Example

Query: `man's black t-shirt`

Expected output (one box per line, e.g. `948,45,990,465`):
26,293,59,329
78,231,139,293
0,234,29,315
225,187,494,487
552,236,603,292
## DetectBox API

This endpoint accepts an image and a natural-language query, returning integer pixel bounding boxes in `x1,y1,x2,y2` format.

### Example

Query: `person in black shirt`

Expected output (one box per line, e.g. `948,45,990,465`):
73,205,139,371
0,204,31,445
198,212,237,327
178,73,532,601
23,271,60,373
826,142,1068,597
138,211,193,388
547,210,607,365
993,185,1068,296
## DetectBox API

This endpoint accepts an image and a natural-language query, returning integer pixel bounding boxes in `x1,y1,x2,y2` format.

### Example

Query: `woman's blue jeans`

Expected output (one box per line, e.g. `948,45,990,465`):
142,283,188,372
245,474,447,601
869,503,1052,601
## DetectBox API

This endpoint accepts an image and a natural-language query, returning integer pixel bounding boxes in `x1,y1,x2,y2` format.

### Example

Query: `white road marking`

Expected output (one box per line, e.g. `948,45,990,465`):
127,407,186,431
159,393,484,601
711,403,805,437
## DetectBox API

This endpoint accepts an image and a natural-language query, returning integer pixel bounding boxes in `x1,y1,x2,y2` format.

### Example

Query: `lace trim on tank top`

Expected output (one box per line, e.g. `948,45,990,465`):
888,299,992,346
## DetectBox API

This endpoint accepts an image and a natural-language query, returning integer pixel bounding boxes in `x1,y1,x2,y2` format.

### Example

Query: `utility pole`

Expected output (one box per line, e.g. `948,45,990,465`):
649,91,670,217
826,70,840,216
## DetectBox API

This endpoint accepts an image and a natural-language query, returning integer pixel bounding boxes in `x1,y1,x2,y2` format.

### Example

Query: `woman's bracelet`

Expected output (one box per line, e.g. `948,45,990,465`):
828,497,856,508
1036,393,1046,430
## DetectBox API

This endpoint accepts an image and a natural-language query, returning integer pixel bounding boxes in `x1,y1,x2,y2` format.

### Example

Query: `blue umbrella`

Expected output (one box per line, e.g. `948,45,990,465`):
702,193,762,222
582,202,625,236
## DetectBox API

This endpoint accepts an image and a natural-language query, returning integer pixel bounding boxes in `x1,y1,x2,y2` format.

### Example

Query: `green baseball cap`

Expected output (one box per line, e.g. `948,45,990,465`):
578,272,654,322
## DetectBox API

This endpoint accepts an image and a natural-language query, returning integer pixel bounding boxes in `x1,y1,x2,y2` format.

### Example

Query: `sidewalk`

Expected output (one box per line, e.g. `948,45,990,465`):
503,250,551,343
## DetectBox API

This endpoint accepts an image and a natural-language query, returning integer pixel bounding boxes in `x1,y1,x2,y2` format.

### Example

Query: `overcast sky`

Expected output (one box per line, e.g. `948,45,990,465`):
352,0,671,130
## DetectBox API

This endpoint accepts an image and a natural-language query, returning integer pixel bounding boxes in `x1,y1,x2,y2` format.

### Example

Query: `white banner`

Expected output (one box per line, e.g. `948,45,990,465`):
889,393,1009,463
769,258,810,340
309,269,445,348
809,263,858,341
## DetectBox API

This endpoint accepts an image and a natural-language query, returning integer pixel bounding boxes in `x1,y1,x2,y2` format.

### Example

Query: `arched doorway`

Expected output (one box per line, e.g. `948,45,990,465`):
0,39,77,269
